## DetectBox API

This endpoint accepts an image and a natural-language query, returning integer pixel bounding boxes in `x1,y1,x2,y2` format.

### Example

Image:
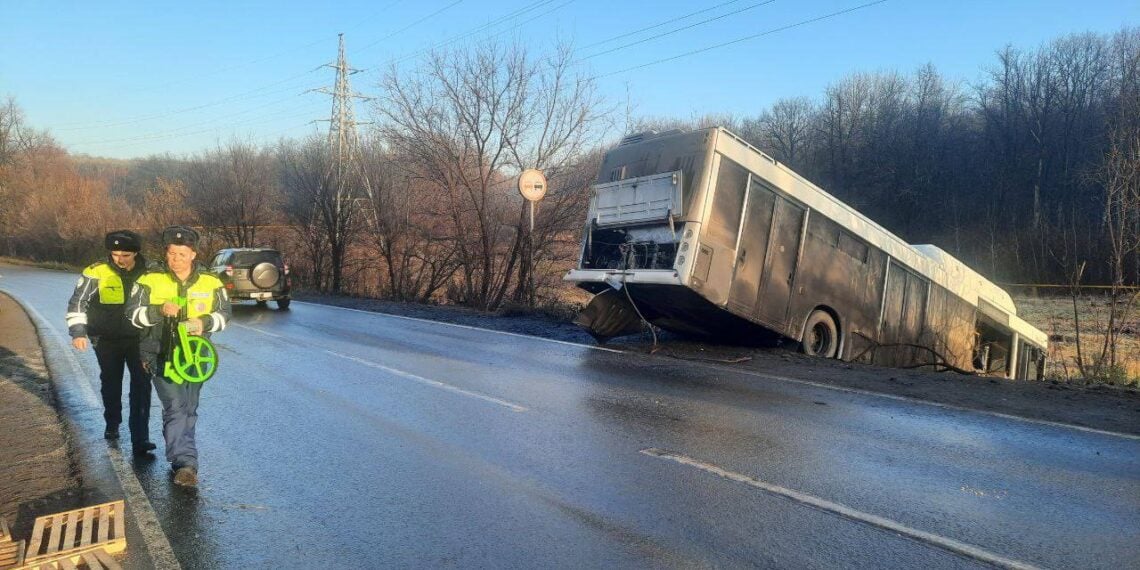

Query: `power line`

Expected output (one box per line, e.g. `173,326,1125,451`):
61,1,888,156
354,0,466,54
115,1,410,98
52,1,429,131
54,1,564,137
582,0,775,61
593,0,890,79
68,101,321,147
69,109,320,154
367,0,570,70
579,0,747,51
452,0,576,52
53,71,323,130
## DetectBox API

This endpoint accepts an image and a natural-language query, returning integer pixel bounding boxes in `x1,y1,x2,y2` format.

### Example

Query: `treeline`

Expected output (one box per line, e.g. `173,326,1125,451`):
1,29,1137,312
690,28,1138,287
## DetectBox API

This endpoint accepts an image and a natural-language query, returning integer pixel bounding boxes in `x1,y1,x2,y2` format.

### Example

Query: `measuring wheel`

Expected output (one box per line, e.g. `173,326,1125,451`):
164,323,219,384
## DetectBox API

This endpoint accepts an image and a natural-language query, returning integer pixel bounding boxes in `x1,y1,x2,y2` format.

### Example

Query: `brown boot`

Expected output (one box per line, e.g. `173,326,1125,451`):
173,466,198,487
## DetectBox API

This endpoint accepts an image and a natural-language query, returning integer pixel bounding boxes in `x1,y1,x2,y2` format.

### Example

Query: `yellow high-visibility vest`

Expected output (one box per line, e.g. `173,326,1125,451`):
82,263,127,305
136,272,224,318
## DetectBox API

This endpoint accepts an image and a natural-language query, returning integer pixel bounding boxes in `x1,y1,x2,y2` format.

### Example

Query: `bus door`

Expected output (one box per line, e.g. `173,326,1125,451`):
880,260,929,364
755,196,806,329
728,176,776,316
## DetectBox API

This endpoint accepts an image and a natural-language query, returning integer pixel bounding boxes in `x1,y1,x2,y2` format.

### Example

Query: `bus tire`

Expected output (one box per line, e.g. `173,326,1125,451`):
801,310,839,359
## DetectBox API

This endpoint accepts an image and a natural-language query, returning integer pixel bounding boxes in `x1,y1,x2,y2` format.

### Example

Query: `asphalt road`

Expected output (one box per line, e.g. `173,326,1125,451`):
2,265,1138,569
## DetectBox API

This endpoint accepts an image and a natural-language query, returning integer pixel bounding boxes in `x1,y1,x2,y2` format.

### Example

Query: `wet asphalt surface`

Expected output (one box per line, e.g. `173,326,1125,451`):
2,265,1138,569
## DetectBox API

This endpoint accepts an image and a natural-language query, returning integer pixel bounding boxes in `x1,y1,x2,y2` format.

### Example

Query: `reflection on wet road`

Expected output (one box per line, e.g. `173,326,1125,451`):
3,265,1138,569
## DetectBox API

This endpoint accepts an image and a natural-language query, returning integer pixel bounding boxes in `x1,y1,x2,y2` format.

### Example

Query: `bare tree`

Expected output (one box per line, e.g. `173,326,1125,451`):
817,73,876,206
186,140,280,247
377,40,608,309
140,177,194,244
741,96,816,167
498,44,609,306
357,141,460,302
513,147,604,306
0,97,27,170
1093,43,1140,377
280,135,364,293
0,98,28,255
626,112,741,137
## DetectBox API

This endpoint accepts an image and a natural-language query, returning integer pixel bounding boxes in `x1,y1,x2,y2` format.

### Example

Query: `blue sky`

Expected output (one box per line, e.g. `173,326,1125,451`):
1,0,1135,159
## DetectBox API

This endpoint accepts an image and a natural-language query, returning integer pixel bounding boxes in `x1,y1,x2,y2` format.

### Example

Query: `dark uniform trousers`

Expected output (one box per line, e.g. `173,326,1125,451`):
150,373,202,470
93,337,151,444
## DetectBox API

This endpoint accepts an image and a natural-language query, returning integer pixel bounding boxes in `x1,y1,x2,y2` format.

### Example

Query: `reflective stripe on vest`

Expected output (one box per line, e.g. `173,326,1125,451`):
83,263,126,305
137,272,223,319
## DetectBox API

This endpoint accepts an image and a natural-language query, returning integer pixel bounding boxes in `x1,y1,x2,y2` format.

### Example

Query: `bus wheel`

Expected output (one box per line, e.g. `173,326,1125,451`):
801,310,839,358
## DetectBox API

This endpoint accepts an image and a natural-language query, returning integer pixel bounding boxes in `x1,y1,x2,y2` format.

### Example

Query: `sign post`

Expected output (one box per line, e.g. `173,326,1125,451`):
517,169,547,305
518,168,547,231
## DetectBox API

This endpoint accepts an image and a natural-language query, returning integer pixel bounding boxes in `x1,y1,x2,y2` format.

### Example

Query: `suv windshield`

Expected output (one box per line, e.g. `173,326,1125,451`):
230,251,281,265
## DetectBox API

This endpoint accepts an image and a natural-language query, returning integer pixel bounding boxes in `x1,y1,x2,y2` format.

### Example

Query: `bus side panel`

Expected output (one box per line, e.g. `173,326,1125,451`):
874,261,931,368
694,153,746,307
924,286,978,372
787,214,887,358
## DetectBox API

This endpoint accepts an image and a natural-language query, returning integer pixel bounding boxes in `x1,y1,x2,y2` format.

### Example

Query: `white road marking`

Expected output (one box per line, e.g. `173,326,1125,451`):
324,350,528,412
258,302,1139,441
16,299,182,570
232,321,527,411
230,322,282,338
640,448,1044,570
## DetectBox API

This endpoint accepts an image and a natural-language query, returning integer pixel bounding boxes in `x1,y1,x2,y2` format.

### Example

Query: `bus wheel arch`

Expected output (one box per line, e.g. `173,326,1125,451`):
801,307,841,359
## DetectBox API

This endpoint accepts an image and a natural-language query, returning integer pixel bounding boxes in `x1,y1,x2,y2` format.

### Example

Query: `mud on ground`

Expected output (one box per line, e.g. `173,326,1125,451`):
297,292,1140,436
0,292,87,539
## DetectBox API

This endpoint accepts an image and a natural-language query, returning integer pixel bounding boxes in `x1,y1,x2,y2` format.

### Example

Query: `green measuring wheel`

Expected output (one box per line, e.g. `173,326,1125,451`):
164,322,219,384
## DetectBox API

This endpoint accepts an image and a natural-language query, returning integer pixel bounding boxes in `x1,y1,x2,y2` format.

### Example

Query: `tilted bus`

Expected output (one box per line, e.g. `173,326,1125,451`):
564,127,1047,380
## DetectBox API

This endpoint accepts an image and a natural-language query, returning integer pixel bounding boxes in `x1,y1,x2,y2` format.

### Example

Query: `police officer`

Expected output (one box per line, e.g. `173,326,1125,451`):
66,230,156,455
127,226,231,487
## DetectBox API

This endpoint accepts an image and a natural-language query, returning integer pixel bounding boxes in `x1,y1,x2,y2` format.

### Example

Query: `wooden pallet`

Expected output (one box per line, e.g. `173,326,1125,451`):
1,516,26,570
13,547,120,570
17,501,125,570
14,547,120,570
0,540,25,570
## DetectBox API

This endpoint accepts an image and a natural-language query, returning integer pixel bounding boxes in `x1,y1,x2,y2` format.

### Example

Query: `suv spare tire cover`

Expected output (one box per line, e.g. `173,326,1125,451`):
250,262,280,289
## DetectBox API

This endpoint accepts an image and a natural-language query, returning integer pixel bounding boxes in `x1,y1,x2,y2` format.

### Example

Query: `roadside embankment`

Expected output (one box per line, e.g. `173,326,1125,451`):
0,292,85,539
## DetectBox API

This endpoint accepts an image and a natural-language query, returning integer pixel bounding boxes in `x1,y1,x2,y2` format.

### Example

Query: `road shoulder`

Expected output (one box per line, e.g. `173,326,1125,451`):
0,291,85,539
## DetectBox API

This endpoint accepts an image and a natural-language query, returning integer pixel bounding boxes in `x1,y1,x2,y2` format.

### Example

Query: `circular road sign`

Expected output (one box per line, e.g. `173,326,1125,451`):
518,169,547,202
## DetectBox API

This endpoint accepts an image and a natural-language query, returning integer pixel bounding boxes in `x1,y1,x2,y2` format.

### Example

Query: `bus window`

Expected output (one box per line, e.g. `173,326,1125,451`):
838,232,869,264
707,157,749,248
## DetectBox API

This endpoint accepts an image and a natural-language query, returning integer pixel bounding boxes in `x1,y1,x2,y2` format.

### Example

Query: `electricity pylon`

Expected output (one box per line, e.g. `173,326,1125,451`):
313,33,377,240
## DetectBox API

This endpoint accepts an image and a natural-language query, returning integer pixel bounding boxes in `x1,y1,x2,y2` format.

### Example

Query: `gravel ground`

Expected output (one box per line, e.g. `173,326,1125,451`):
297,292,1140,436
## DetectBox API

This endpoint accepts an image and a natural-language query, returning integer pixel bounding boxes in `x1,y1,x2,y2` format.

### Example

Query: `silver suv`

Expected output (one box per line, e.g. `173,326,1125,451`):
209,248,291,310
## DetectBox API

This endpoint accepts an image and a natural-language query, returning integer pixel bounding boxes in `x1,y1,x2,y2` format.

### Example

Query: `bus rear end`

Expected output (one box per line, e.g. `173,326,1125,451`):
565,129,757,339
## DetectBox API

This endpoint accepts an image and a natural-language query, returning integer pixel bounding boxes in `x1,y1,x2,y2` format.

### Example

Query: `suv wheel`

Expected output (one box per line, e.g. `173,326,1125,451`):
250,262,280,289
276,298,291,310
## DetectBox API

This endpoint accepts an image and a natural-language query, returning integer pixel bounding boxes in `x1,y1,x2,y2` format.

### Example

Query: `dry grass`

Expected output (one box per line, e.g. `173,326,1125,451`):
1017,293,1140,386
